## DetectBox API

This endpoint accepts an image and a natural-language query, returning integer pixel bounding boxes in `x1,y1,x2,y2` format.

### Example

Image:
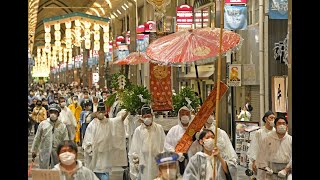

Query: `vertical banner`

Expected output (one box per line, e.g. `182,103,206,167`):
272,76,286,113
149,62,173,111
269,0,288,19
224,5,247,30
228,64,242,86
242,64,257,85
175,81,229,153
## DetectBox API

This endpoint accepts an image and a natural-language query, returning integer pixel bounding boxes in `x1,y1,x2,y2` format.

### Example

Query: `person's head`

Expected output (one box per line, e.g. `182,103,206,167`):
57,140,78,166
245,103,253,112
72,95,78,104
140,105,153,126
275,116,288,135
42,98,48,105
178,106,191,128
155,151,179,180
262,110,276,127
59,97,67,108
205,115,215,129
36,99,42,107
29,90,34,96
92,96,99,103
84,102,92,111
97,102,106,120
198,129,215,152
83,90,89,99
48,103,61,121
32,98,37,104
101,91,108,99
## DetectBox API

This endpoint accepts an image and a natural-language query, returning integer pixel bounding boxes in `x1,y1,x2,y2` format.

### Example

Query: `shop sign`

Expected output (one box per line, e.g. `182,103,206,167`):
92,73,99,83
136,24,145,33
176,4,193,25
144,21,156,32
227,64,242,86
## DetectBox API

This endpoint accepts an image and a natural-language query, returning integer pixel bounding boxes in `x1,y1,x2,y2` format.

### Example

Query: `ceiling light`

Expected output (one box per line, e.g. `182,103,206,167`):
124,3,129,8
113,12,118,17
121,5,126,11
117,9,122,14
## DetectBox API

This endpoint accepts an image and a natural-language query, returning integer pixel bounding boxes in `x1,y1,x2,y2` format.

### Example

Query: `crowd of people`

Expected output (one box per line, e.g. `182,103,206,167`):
28,82,292,180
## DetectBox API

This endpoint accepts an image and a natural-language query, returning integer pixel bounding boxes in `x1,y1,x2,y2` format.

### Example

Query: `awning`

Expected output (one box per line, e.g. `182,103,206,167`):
179,71,214,80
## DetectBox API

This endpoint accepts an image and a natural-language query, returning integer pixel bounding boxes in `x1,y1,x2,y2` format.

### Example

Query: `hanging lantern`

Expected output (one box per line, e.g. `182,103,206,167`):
55,40,61,48
68,49,73,63
59,49,63,62
104,42,109,52
44,25,51,33
54,23,60,30
85,39,91,50
64,48,68,63
94,40,100,51
65,21,72,28
84,21,91,49
66,39,72,49
45,42,51,53
45,32,51,43
54,31,61,40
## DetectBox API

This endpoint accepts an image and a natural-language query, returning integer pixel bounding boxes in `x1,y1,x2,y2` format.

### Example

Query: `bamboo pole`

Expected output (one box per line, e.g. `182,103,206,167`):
213,0,224,179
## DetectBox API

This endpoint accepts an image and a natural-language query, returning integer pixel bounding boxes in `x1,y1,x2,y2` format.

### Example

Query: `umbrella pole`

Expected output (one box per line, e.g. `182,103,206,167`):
195,64,203,105
213,0,225,179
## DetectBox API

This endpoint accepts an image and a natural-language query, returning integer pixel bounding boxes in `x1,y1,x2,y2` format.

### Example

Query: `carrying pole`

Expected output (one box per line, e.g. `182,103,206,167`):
213,0,225,179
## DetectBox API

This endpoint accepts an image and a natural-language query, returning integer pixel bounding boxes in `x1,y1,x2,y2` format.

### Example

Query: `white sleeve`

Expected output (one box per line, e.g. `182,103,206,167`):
68,109,77,127
247,130,260,161
164,128,176,152
82,122,94,152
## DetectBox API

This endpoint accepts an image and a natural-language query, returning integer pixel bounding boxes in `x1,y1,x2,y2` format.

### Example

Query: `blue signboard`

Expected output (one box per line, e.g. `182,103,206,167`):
224,5,247,30
269,0,288,19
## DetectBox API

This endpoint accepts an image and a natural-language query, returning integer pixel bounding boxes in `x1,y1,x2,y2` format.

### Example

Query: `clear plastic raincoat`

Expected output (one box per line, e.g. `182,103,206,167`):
31,119,69,169
52,160,99,180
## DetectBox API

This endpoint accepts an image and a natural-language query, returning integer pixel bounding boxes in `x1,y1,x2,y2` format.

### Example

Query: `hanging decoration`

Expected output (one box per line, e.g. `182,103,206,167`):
54,23,61,49
74,20,82,47
84,21,91,49
93,23,100,51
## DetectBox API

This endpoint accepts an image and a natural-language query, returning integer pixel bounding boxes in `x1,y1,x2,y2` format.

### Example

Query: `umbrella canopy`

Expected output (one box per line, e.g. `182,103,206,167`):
146,27,242,66
113,52,150,65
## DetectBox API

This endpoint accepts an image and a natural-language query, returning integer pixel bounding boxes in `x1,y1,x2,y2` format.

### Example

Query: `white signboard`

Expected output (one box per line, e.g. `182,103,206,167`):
93,73,99,83
31,169,60,180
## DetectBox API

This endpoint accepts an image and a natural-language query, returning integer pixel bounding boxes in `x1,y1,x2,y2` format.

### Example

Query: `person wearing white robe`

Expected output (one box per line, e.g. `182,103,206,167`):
188,115,238,167
82,102,128,180
256,116,292,180
183,129,237,180
128,105,166,180
164,106,194,175
31,104,69,169
59,97,77,142
247,110,276,179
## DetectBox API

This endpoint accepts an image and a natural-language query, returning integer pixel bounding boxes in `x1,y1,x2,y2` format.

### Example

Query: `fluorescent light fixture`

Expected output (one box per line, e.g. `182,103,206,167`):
121,5,126,11
124,3,129,8
113,12,118,17
117,9,122,14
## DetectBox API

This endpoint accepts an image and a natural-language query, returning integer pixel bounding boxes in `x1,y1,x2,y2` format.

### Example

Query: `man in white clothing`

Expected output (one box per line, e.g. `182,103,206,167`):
247,110,276,179
164,106,193,175
59,96,77,141
256,116,292,180
128,105,166,180
82,102,128,180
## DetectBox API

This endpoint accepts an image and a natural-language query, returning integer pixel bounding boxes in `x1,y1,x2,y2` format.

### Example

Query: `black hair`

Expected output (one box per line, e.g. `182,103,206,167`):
101,91,108,96
274,116,288,125
247,104,253,112
56,140,78,155
262,110,275,123
198,129,215,141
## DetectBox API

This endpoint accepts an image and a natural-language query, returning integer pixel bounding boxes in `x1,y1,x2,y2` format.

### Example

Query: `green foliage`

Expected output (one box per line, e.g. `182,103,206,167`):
172,87,200,113
118,84,151,114
110,73,131,90
105,93,117,108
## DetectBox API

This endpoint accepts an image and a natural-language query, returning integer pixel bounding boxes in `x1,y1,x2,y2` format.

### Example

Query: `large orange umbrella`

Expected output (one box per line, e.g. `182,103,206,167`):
113,52,150,65
146,27,242,66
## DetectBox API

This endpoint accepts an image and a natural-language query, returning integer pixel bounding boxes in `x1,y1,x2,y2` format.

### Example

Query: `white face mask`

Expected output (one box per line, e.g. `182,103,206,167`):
143,118,152,126
60,102,66,108
203,138,215,151
59,152,76,165
162,168,177,180
269,120,275,127
277,125,287,134
180,115,190,124
50,114,58,121
97,113,105,120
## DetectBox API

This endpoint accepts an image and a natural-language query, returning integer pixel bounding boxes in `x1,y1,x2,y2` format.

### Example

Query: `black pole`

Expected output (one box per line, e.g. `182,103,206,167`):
230,53,236,148
140,69,143,86
195,64,203,105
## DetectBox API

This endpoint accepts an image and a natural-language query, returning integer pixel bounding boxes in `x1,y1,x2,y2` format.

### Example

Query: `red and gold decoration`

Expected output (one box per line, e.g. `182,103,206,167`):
175,81,229,153
149,62,173,111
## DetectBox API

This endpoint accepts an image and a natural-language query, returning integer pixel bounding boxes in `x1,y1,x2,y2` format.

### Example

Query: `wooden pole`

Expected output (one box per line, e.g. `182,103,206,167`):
213,0,224,179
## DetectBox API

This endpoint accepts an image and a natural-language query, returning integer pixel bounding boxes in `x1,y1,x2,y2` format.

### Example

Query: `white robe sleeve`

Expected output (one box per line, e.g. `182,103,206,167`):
164,127,176,152
69,109,77,127
82,121,94,154
31,122,43,154
128,127,141,180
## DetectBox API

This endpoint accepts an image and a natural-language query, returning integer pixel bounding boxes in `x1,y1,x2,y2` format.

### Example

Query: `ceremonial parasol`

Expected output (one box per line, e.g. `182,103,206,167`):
113,51,150,85
146,27,242,66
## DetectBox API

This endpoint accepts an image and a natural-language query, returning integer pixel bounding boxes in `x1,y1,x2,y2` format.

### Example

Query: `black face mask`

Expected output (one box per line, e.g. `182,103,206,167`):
37,103,42,106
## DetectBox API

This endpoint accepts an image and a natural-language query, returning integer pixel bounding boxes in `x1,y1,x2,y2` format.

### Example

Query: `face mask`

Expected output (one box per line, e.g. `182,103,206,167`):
59,152,76,165
143,118,152,126
203,138,215,151
60,102,66,108
162,168,177,180
50,114,58,121
36,103,41,106
73,100,78,104
97,113,105,120
180,115,190,124
269,120,275,127
277,125,287,134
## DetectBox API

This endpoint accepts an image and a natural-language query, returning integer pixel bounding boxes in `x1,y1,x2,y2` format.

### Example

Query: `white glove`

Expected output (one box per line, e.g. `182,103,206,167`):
278,169,287,178
265,167,273,175
178,152,185,162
